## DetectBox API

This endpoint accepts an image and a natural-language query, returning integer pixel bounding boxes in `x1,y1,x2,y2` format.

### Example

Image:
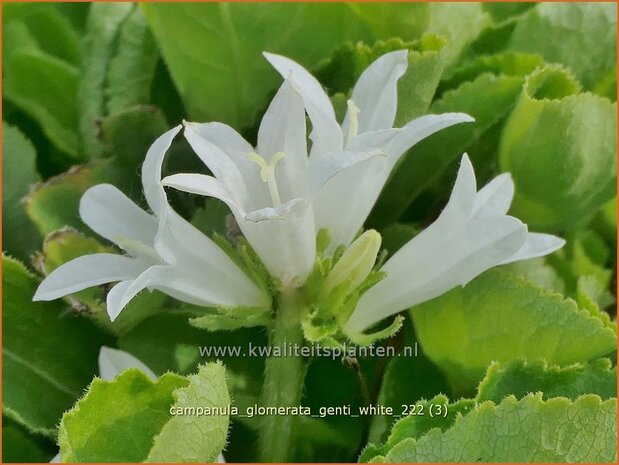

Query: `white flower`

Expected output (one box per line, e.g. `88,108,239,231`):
33,127,269,321
264,50,474,252
345,154,565,333
163,81,383,286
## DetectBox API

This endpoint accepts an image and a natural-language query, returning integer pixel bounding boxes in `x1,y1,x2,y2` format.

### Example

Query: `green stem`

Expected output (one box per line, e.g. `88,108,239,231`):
258,287,307,462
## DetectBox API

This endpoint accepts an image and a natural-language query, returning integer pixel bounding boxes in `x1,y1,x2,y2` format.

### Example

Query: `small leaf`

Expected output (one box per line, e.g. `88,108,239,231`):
2,123,42,261
411,269,617,393
477,359,617,403
58,369,188,462
105,8,159,114
78,2,134,158
4,49,80,158
147,363,231,462
500,65,617,232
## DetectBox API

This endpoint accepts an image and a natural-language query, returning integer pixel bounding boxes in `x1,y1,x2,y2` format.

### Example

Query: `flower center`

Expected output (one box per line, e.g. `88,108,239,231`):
247,151,287,207
346,99,361,146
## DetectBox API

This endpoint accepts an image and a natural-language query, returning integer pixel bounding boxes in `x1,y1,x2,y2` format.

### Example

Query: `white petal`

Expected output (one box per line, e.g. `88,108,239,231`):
239,201,316,286
106,280,135,321
441,154,478,223
183,122,266,209
33,254,147,301
384,113,475,166
471,173,514,219
257,80,309,200
50,453,60,463
107,265,268,322
346,214,527,333
501,232,566,265
245,197,306,222
342,50,408,134
98,346,157,381
309,147,386,193
141,126,182,216
312,156,390,252
263,52,343,155
154,210,269,305
79,184,157,248
162,173,243,214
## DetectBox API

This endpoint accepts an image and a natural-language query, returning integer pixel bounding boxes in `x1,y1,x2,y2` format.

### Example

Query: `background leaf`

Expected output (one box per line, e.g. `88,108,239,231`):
411,269,616,394
2,123,41,261
142,2,373,129
2,255,111,437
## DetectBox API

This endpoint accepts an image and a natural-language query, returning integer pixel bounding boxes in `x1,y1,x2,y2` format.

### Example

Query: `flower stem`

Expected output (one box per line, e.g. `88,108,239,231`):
258,287,307,462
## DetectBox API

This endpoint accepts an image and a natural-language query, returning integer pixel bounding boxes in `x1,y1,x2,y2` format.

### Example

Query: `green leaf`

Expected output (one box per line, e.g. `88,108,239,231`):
58,364,230,462
508,3,617,91
105,8,160,114
366,351,451,444
4,49,80,158
477,359,617,403
348,3,489,67
370,394,617,462
24,160,121,235
361,395,476,462
411,269,617,393
3,3,81,65
2,255,111,437
30,227,165,336
314,36,446,124
2,123,42,261
142,2,373,128
78,2,134,158
2,416,56,463
482,2,534,22
58,369,188,462
98,106,169,169
502,257,566,294
147,363,231,462
499,66,617,232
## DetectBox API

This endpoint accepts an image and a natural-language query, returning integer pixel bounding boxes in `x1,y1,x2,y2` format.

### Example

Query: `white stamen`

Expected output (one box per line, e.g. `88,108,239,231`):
248,151,287,207
113,236,160,261
346,99,361,146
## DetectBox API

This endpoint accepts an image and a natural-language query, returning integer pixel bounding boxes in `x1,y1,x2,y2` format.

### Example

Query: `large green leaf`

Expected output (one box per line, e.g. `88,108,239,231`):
2,123,41,261
477,359,617,403
499,66,616,232
2,416,56,463
367,394,617,462
58,364,230,462
508,3,617,91
4,49,80,158
2,255,111,437
142,3,373,129
411,269,616,393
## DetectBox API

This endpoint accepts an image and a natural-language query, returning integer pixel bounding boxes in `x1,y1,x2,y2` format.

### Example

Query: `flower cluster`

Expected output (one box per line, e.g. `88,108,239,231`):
34,51,563,335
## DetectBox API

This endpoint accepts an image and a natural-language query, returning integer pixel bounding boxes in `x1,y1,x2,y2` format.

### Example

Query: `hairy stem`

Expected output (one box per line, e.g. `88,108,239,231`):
258,287,307,462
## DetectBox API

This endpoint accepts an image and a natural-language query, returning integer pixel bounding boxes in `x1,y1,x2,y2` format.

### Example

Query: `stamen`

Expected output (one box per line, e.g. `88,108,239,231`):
346,99,361,146
247,151,287,207
113,236,160,261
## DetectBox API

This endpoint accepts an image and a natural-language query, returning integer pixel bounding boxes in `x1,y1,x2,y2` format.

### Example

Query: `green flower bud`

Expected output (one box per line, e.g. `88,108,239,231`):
321,230,381,298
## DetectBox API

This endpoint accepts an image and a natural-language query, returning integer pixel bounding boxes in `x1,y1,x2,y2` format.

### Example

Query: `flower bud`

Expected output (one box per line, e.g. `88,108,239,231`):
321,230,381,298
